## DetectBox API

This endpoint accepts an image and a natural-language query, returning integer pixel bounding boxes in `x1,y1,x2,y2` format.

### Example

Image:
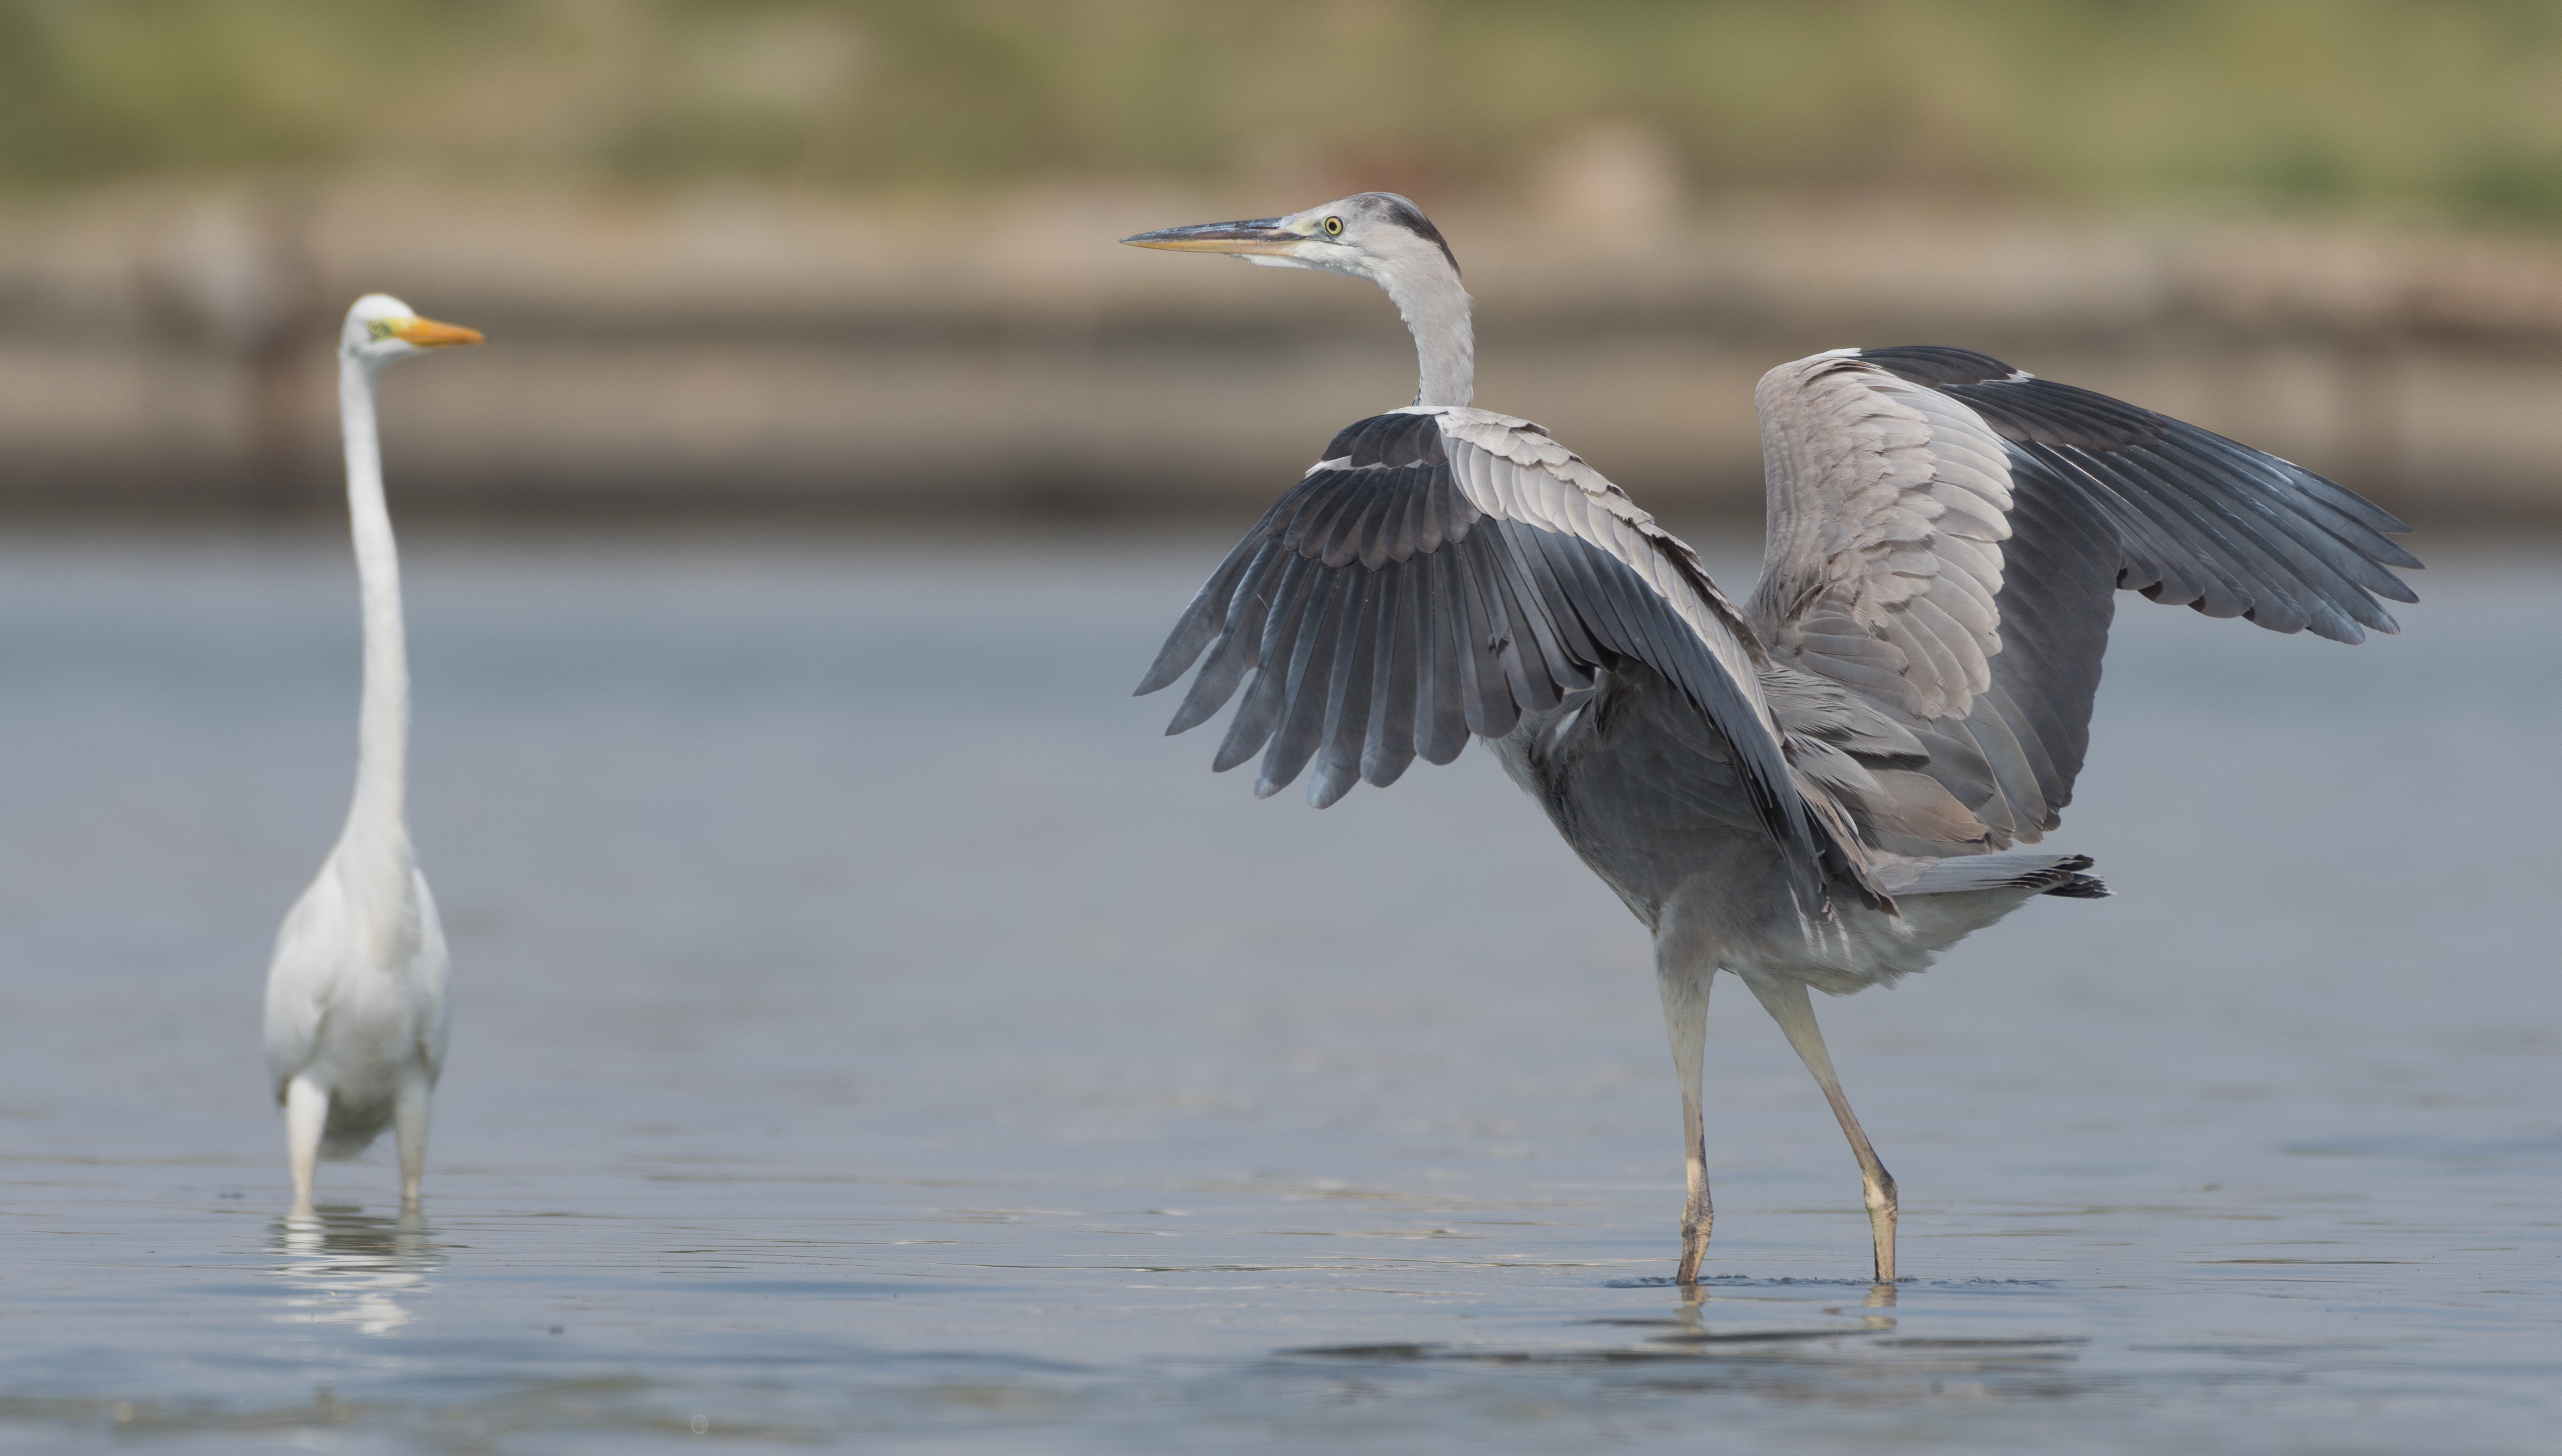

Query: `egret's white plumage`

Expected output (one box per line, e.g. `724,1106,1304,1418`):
263,294,479,1217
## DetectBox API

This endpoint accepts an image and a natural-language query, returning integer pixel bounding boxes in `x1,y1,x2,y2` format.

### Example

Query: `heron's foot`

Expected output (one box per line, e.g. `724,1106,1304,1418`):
1865,1186,1899,1284
1675,1202,1712,1285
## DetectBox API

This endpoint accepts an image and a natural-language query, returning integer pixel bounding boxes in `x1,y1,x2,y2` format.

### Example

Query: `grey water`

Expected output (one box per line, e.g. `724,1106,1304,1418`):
0,526,2555,1454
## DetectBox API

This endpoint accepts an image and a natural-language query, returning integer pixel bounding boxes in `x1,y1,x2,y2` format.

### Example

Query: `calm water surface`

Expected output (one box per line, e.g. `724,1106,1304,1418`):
0,528,2555,1453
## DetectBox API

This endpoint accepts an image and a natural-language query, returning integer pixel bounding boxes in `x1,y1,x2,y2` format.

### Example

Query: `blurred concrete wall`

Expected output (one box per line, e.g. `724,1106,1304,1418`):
5,181,2559,525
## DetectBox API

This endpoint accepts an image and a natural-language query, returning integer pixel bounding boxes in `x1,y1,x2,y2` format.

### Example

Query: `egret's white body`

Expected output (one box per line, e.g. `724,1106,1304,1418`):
263,294,479,1216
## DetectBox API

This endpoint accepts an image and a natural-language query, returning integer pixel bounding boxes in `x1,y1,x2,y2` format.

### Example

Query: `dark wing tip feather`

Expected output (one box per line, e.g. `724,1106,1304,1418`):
1136,575,1237,696
1907,359,2421,641
1866,339,2418,583
1136,649,1199,698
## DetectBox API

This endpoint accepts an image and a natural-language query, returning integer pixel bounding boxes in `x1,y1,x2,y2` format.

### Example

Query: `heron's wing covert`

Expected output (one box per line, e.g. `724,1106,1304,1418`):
1748,346,2418,846
1140,406,1847,910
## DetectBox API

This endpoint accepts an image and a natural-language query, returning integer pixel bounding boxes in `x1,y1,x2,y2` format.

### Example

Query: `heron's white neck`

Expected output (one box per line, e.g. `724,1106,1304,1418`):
336,353,410,857
1378,255,1475,408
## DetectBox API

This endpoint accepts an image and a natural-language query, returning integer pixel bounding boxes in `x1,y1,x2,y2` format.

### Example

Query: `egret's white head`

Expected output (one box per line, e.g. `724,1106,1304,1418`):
341,293,483,369
1120,192,1461,288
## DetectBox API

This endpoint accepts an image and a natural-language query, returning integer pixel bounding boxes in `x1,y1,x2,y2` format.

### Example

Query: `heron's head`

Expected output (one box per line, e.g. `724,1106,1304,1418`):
341,293,483,368
1122,193,1460,288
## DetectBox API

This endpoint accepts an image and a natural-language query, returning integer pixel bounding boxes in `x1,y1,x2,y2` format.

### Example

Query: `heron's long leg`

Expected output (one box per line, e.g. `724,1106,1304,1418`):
1744,976,1899,1283
284,1077,328,1219
393,1077,431,1207
1656,956,1715,1284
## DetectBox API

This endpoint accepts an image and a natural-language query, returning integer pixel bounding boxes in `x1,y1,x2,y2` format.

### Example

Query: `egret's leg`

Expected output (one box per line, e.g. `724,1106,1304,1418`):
1656,956,1715,1284
393,1078,431,1208
1744,976,1899,1283
284,1077,328,1218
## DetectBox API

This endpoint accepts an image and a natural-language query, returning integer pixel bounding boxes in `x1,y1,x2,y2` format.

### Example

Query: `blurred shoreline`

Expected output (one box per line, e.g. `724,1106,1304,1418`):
6,179,2560,527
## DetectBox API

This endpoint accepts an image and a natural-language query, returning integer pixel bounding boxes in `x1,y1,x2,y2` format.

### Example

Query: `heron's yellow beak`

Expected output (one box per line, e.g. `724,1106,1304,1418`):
1121,218,1303,256
393,316,484,348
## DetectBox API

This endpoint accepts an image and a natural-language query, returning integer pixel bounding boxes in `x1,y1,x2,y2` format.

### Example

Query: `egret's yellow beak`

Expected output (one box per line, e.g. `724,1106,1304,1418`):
393,316,484,348
1121,218,1303,256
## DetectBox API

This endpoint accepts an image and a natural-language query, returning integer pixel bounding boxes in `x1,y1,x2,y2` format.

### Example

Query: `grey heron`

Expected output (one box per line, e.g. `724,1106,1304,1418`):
264,295,479,1217
1123,194,2418,1285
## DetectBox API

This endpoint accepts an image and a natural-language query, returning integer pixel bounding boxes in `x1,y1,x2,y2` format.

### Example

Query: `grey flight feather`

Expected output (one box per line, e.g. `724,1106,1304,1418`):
1140,406,1856,914
1748,345,2419,849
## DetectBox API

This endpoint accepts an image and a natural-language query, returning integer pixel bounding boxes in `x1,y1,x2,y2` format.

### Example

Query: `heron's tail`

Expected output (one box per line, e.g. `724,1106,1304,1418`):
1877,850,2108,900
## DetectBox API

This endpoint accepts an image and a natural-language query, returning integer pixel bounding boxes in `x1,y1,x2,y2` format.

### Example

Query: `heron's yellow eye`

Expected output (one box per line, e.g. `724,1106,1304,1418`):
1323,216,1343,237
367,319,401,342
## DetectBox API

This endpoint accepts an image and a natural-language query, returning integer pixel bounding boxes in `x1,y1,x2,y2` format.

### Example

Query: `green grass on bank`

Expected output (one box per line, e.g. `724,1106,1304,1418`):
6,0,2562,224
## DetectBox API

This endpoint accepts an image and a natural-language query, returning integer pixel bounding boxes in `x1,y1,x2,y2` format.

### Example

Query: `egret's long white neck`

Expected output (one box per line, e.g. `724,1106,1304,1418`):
337,352,409,851
1378,254,1475,408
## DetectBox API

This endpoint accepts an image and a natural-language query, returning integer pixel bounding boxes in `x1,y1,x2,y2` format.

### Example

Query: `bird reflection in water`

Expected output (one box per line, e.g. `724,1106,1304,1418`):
1831,1282,1900,1332
1655,1278,1898,1341
268,1204,441,1336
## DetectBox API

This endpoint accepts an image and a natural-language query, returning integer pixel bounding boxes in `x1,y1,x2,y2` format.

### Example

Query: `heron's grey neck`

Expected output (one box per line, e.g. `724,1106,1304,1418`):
1378,256,1474,408
336,352,410,850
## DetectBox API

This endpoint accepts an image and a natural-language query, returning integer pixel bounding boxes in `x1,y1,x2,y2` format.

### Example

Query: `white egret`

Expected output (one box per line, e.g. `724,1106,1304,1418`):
263,294,481,1216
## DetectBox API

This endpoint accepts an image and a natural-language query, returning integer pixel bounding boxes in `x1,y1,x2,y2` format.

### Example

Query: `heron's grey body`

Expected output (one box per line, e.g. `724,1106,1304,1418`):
1495,673,2083,995
1123,195,2416,1285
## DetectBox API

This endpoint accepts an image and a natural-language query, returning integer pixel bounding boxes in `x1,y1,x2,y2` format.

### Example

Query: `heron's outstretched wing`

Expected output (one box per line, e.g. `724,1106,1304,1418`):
1141,406,1847,908
1748,346,2419,847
